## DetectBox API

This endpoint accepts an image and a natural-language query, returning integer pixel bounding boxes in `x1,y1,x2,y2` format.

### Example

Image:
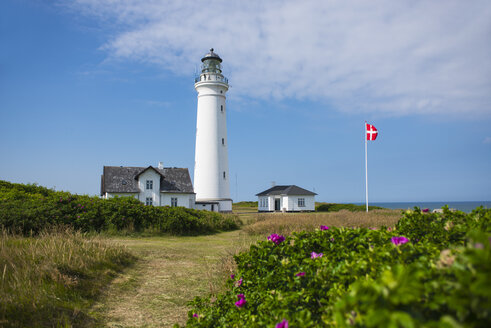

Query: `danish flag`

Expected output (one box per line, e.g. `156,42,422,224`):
366,123,378,141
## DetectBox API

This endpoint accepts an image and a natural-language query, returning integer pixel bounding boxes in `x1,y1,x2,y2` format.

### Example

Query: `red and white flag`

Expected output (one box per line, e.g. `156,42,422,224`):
366,123,378,141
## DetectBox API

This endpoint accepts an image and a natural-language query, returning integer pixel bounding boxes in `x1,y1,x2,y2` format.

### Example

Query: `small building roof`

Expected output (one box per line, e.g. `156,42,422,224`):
101,166,194,195
256,185,317,196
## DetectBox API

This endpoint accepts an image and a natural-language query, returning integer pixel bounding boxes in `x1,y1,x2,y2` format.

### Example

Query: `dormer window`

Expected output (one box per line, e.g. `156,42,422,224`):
146,180,153,190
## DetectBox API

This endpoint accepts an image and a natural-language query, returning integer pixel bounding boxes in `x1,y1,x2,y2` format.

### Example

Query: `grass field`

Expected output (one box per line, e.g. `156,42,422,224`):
90,231,260,327
0,229,135,328
3,206,404,327
243,209,401,236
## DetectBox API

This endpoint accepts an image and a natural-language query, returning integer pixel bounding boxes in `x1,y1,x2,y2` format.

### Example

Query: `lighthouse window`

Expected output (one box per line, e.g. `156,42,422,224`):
222,138,225,145
221,105,223,112
223,172,226,179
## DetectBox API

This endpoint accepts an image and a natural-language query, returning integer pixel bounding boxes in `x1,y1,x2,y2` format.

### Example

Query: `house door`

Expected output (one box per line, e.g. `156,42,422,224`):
274,198,281,211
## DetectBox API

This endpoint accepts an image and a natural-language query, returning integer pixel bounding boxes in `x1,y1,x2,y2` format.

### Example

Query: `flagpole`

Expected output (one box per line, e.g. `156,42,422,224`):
365,121,368,213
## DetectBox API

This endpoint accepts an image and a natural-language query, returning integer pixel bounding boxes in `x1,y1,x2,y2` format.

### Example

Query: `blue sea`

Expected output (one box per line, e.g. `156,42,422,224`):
355,201,491,213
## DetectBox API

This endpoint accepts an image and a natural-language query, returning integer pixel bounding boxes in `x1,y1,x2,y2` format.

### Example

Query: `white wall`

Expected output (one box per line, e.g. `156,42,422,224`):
195,203,219,212
285,195,315,211
218,199,232,212
160,193,195,208
137,169,161,206
194,74,230,202
258,196,269,211
257,195,315,211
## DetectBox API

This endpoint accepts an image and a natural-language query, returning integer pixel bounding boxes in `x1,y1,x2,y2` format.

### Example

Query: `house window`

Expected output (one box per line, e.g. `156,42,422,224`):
298,198,305,207
171,197,178,207
146,180,153,190
146,197,153,206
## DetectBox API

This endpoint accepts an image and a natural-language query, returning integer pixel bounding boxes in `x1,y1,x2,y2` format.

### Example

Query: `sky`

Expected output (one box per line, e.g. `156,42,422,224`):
1,0,490,203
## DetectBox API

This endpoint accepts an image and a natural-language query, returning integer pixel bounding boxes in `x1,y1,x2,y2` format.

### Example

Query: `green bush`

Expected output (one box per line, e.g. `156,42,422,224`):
182,208,491,327
316,203,384,212
0,180,241,236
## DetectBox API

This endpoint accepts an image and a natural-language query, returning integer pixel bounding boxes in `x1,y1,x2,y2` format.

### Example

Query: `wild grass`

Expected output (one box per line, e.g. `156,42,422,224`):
243,209,401,236
0,228,136,328
91,231,260,327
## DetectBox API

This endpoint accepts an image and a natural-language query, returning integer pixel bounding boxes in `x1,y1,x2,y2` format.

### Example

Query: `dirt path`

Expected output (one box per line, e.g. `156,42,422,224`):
91,231,257,328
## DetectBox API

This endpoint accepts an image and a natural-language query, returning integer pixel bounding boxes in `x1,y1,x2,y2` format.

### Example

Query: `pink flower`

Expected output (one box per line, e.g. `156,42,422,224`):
235,294,246,308
295,272,305,277
311,252,323,259
193,313,198,318
230,274,235,279
422,208,429,213
391,236,409,246
268,234,285,245
276,319,289,328
320,225,330,231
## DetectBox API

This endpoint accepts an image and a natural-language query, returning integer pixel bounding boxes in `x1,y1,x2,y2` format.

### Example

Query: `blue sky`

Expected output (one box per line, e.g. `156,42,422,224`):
1,0,490,203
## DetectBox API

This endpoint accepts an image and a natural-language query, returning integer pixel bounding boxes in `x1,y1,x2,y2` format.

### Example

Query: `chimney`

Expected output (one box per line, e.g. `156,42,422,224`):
271,181,276,187
158,162,164,169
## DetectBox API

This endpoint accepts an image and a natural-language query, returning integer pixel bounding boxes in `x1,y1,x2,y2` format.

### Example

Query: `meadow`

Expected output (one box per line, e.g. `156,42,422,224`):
2,183,490,327
0,228,136,327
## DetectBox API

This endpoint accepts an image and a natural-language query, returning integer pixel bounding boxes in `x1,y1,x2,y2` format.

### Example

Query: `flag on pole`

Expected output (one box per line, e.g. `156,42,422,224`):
365,122,378,212
366,123,378,140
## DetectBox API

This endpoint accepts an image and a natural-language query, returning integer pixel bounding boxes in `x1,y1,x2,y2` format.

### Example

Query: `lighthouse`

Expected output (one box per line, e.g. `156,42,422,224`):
193,49,232,212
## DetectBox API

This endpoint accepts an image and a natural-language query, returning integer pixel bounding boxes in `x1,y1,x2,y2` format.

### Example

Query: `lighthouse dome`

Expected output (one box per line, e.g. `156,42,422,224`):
201,48,222,63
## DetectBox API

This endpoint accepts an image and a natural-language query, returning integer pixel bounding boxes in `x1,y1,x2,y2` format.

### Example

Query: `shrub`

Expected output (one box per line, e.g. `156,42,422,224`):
316,203,384,212
182,208,491,327
0,180,241,236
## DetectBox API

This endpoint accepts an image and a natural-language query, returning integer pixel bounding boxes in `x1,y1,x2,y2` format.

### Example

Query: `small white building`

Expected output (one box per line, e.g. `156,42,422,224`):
100,163,196,209
256,185,317,212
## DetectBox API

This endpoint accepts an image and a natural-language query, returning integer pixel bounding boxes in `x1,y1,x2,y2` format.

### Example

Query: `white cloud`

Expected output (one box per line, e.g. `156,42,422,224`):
66,0,491,117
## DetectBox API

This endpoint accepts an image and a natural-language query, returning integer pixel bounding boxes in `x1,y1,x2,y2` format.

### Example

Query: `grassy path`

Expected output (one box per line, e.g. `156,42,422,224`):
91,230,258,328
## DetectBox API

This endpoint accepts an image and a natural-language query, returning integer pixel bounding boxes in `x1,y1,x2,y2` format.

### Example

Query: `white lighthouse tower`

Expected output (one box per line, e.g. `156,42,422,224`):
193,49,232,212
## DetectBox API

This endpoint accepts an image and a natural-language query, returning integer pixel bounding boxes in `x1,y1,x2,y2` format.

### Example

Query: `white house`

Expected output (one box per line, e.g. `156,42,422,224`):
100,163,196,209
256,185,317,212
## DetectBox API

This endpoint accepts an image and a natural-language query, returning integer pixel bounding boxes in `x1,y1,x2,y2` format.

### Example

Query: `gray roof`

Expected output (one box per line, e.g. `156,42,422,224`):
101,166,194,195
256,185,317,196
201,48,222,62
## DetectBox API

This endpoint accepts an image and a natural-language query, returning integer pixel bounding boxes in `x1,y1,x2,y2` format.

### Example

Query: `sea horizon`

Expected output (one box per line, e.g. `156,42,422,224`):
348,201,491,213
